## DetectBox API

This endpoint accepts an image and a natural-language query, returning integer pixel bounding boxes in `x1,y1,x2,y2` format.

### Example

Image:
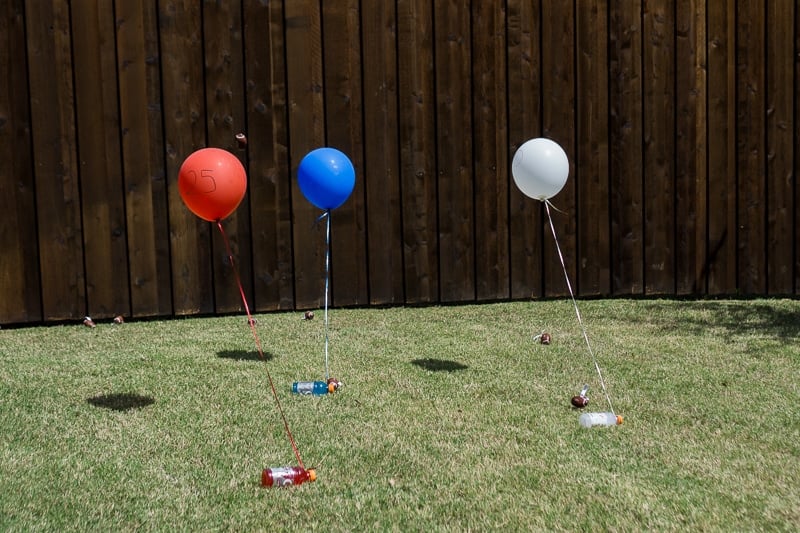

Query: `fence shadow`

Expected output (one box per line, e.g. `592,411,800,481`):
411,358,469,372
636,299,800,343
87,392,155,412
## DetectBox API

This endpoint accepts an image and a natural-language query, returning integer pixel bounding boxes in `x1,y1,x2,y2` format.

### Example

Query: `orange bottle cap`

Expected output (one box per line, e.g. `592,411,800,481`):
616,415,624,425
307,468,317,482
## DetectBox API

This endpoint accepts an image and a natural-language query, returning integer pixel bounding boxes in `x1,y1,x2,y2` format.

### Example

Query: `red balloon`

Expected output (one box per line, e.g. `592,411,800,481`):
178,148,247,221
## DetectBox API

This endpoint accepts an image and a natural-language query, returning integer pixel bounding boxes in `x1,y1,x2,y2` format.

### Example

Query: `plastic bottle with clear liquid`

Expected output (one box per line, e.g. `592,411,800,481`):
261,466,316,487
579,412,623,428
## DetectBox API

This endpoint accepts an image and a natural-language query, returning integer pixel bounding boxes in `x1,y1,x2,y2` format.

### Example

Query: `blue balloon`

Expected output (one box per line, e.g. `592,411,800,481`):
297,148,356,210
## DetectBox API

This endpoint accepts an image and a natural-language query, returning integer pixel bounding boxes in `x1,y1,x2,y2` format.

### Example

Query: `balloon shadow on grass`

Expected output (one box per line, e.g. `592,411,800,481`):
87,393,155,412
411,358,469,372
217,349,275,362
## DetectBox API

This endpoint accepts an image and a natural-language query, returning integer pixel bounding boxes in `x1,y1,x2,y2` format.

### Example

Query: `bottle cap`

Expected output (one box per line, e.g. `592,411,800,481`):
615,415,624,425
327,382,336,393
307,468,317,482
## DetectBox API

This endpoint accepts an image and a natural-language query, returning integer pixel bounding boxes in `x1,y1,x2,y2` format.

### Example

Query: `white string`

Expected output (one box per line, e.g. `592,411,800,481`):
544,200,615,414
323,210,331,381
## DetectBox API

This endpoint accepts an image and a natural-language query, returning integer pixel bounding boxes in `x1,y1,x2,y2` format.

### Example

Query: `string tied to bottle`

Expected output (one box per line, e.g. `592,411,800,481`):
315,209,333,382
216,220,305,469
542,200,616,416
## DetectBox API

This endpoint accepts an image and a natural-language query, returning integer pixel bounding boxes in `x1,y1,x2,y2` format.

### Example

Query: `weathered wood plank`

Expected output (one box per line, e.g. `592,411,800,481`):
322,0,368,307
736,0,767,294
0,0,41,323
796,3,800,296
27,0,85,321
507,0,543,300
473,1,509,301
159,0,214,315
434,0,474,302
642,0,675,294
203,0,253,314
116,0,172,317
72,0,130,318
609,0,644,295
397,0,438,304
362,0,404,304
286,0,326,309
576,0,610,297
675,0,707,295
243,0,294,311
706,0,737,294
541,0,576,298
765,1,794,294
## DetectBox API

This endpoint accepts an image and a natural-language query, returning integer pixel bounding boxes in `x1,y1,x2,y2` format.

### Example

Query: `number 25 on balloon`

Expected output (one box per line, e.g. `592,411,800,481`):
182,168,217,194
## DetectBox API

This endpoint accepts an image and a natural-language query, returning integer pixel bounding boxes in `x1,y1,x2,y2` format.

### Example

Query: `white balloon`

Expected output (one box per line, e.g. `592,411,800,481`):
511,138,569,200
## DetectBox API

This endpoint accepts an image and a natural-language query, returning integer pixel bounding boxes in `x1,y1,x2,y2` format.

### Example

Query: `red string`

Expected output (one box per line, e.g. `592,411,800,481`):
216,221,305,469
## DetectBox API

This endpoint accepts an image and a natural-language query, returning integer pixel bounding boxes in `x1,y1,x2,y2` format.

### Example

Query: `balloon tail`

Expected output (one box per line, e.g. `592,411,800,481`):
543,202,616,415
216,221,305,469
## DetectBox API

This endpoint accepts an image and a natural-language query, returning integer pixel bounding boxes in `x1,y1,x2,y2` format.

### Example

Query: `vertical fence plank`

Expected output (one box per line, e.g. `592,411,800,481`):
27,0,85,321
116,0,172,318
736,0,767,294
541,0,576,298
609,0,644,295
675,0,707,295
434,0,474,302
322,0,368,307
642,0,675,294
397,0,438,303
203,0,253,314
706,0,736,294
766,2,794,295
286,0,325,309
243,0,294,311
473,1,509,301
362,1,404,304
72,0,130,319
576,0,610,297
507,0,543,300
0,0,41,323
796,4,800,296
160,0,214,315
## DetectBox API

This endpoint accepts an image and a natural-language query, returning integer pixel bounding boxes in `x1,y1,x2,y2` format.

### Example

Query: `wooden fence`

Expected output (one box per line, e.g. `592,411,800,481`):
1,0,798,325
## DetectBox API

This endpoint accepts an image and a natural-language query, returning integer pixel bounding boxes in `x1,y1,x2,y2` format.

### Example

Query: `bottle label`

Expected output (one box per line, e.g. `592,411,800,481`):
269,467,296,487
295,382,314,395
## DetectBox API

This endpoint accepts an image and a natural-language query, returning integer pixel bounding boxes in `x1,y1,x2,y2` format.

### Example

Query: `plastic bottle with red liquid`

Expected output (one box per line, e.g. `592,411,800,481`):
261,466,317,487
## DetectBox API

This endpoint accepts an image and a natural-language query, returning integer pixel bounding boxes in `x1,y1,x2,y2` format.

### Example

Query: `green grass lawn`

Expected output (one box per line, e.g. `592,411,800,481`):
1,299,798,531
